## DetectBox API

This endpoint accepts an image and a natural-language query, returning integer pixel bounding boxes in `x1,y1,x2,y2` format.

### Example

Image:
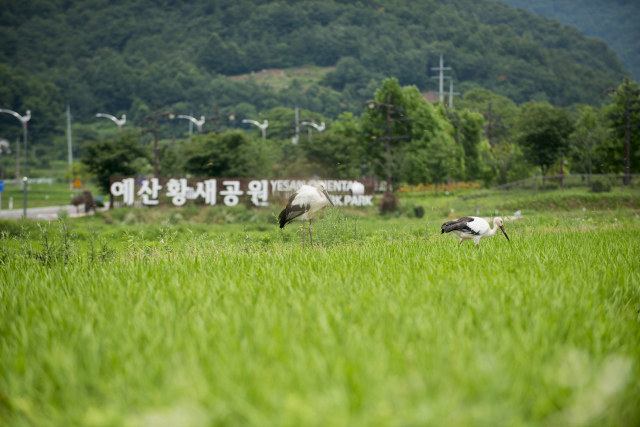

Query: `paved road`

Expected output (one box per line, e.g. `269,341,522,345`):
0,204,109,220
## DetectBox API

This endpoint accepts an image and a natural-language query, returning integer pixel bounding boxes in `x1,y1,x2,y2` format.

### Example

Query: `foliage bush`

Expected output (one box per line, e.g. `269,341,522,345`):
592,180,611,193
379,192,399,214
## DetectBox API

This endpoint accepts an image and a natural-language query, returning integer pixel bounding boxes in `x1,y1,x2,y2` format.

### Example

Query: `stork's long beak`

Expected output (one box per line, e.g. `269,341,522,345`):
500,226,510,242
324,189,334,206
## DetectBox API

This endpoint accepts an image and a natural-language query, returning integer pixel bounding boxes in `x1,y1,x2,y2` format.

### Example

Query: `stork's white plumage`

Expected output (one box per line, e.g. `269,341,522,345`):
278,183,334,247
441,216,510,248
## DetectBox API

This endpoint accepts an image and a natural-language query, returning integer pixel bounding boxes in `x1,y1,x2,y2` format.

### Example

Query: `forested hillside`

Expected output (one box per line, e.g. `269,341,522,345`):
1,0,628,112
497,0,640,81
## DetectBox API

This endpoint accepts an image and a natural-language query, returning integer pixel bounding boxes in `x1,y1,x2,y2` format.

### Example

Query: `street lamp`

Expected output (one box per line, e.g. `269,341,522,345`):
143,106,176,178
176,114,206,134
96,113,127,131
0,138,9,180
301,121,326,140
0,139,9,212
242,119,268,140
22,176,27,218
0,109,30,215
0,109,30,178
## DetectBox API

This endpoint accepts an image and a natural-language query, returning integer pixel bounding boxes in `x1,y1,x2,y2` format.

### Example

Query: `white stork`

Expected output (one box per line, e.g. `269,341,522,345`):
441,216,510,248
278,183,334,247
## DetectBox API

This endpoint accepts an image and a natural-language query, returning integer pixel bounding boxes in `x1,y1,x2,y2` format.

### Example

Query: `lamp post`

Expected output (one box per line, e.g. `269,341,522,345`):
301,121,326,140
96,113,126,131
176,114,206,134
0,109,30,214
0,139,9,180
143,106,175,178
242,119,268,140
0,109,30,178
22,176,27,218
0,139,9,212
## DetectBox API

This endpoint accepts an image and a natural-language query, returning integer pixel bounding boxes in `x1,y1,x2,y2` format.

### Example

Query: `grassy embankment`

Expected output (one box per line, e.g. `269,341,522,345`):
1,212,639,426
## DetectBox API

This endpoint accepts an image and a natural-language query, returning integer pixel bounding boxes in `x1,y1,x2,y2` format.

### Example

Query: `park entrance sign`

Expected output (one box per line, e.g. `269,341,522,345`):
110,177,375,208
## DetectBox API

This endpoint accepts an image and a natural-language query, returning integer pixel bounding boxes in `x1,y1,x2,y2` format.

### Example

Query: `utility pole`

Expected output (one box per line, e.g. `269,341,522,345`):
605,78,640,185
66,105,73,186
431,54,452,103
216,106,220,133
154,104,159,177
448,80,460,108
143,106,175,178
295,107,300,144
15,136,20,181
479,103,506,146
189,110,194,135
365,94,413,192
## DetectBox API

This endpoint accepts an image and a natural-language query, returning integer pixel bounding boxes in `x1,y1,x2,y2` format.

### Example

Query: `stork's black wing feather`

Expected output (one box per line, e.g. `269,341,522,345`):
441,217,479,235
278,192,310,228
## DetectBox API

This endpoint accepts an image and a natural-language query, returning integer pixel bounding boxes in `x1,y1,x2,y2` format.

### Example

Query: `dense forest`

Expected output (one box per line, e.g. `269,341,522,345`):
498,0,640,81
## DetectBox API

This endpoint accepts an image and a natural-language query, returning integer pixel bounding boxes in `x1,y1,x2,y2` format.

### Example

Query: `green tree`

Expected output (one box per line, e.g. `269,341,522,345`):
516,102,574,189
569,105,608,188
455,88,519,144
490,141,530,185
81,134,148,205
182,131,267,178
447,109,485,181
423,137,457,197
602,78,640,179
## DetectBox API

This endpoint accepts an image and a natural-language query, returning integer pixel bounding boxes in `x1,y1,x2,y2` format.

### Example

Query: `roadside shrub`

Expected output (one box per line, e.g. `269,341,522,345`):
592,181,611,193
379,192,399,214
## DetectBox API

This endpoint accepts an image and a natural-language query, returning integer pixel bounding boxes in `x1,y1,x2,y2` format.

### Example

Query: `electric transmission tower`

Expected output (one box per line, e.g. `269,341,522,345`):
431,54,457,105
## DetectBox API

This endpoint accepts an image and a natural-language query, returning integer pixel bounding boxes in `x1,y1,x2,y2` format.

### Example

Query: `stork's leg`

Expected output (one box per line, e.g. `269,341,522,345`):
309,219,314,246
302,220,306,248
459,238,464,246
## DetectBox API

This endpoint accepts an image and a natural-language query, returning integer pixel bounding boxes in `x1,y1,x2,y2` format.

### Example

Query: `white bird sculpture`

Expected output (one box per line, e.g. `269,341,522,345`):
96,113,126,131
278,183,335,247
441,216,510,248
242,119,268,139
177,115,206,133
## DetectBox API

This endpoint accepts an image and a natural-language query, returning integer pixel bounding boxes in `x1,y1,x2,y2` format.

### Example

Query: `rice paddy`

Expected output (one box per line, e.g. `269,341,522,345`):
1,212,639,426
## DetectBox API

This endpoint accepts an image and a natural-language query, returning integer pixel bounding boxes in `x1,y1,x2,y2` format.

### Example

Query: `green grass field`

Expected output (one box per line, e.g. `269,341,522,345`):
1,212,639,426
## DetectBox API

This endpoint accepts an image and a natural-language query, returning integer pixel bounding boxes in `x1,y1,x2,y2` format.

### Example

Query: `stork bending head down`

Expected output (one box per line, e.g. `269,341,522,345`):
278,183,334,247
441,216,510,248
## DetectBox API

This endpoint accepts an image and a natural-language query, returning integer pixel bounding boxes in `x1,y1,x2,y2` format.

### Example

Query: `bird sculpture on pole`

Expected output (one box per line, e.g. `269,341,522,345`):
441,216,509,248
278,183,334,247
